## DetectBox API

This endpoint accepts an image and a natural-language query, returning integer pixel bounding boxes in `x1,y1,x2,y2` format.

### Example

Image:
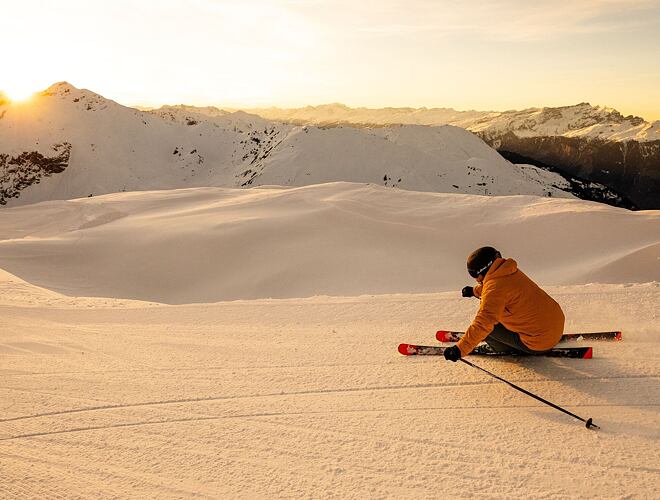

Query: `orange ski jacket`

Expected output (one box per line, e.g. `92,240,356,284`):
457,258,565,356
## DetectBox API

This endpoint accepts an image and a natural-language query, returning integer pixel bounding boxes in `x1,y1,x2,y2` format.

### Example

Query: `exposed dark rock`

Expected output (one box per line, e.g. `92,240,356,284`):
235,128,286,186
480,132,660,209
503,151,637,209
0,143,71,205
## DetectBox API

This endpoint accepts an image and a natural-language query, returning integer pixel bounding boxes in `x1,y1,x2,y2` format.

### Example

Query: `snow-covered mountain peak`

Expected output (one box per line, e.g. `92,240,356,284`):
43,81,77,93
151,105,270,130
156,104,230,119
419,102,651,141
31,81,128,115
248,102,658,143
305,103,352,112
41,81,93,100
224,109,269,123
0,82,636,208
242,101,658,208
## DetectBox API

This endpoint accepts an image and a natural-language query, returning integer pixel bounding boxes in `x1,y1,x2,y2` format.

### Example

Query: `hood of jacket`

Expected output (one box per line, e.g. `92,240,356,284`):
483,258,518,282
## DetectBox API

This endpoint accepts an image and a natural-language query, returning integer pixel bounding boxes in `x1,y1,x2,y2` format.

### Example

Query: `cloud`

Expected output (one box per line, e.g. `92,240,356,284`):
278,0,660,41
472,0,660,40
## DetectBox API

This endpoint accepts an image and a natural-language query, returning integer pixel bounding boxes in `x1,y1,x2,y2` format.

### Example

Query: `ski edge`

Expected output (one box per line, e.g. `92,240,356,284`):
398,343,593,359
436,330,622,343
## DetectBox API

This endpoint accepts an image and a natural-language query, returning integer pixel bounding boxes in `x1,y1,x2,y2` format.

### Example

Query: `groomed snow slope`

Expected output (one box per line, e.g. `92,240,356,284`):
1,183,659,498
0,273,658,498
0,183,657,304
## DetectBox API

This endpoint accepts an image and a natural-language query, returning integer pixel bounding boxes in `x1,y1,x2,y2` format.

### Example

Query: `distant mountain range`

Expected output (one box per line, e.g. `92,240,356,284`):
219,103,660,209
243,102,659,142
0,82,641,208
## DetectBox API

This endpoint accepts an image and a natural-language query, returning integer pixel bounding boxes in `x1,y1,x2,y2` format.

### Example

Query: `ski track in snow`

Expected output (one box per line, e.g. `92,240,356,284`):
2,373,658,426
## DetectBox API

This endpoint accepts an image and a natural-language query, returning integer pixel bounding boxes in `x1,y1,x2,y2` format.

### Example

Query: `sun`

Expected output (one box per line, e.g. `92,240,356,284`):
2,84,37,103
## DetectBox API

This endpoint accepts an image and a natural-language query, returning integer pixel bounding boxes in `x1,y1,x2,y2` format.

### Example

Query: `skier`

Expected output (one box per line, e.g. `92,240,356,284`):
443,246,565,361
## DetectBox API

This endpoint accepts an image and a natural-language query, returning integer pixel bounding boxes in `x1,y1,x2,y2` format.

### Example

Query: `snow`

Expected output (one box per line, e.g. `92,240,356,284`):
0,183,656,304
245,102,660,143
1,182,659,497
0,83,577,207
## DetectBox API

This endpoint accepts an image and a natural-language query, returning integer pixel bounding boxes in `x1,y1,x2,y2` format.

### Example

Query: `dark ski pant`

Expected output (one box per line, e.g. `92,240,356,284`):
484,323,550,354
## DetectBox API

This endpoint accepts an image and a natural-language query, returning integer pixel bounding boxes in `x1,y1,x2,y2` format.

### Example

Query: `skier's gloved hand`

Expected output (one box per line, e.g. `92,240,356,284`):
461,286,474,298
444,345,462,362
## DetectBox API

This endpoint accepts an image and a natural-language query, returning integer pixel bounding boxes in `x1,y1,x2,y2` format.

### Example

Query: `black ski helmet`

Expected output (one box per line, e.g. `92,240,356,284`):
467,246,502,278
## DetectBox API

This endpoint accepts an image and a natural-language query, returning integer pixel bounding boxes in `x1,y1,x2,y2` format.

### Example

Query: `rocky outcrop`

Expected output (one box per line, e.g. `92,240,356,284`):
0,143,71,205
481,133,660,209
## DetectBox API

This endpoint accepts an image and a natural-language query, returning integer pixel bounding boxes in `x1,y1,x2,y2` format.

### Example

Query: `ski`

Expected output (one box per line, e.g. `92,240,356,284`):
398,343,593,359
436,330,621,343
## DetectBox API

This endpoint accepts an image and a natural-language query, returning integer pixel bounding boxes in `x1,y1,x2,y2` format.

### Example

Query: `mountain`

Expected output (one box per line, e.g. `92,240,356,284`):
243,103,660,209
0,83,275,206
246,102,659,141
0,82,604,208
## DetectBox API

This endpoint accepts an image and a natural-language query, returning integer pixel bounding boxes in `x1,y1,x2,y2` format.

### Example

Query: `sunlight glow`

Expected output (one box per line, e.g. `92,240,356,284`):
2,84,38,103
1,0,658,119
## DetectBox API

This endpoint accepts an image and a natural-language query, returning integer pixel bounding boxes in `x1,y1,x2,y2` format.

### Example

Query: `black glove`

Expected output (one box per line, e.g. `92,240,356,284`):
444,345,462,362
461,286,474,298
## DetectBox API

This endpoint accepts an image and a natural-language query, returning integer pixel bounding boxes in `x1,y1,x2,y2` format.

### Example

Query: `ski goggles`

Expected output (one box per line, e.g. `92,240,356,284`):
468,259,495,279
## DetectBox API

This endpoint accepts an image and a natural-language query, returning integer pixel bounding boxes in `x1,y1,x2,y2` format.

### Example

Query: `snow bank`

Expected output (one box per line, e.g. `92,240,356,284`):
0,183,657,304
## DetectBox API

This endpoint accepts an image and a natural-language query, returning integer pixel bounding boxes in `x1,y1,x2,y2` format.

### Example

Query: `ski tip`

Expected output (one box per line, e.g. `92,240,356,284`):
615,331,623,341
398,343,412,355
583,347,593,359
436,330,460,342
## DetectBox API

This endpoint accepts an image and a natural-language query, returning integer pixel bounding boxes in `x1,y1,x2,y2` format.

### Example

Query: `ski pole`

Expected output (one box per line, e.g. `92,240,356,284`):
459,358,600,430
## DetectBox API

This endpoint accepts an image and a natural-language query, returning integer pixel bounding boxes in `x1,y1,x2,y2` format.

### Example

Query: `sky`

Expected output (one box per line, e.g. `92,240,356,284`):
2,0,660,119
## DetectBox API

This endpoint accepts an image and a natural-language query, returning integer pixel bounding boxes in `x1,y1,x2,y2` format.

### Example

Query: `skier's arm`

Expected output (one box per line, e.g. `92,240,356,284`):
473,283,483,298
456,285,506,356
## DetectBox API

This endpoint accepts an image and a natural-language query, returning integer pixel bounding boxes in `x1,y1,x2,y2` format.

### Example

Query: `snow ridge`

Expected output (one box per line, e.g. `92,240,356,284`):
246,102,659,143
0,183,657,304
0,82,584,208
